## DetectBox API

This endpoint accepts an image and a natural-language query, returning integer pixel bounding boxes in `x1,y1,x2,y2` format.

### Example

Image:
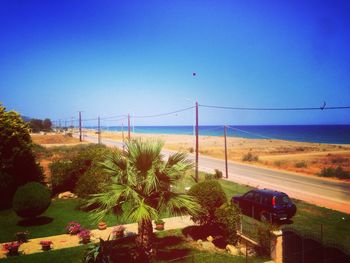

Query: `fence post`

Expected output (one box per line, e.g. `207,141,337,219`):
270,229,283,263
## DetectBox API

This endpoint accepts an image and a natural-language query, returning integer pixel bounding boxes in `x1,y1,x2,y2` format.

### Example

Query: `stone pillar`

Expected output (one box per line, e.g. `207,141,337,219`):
270,230,283,263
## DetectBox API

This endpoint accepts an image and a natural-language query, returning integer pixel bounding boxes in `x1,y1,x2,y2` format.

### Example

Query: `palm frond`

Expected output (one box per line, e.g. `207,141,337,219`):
123,199,158,223
158,192,202,217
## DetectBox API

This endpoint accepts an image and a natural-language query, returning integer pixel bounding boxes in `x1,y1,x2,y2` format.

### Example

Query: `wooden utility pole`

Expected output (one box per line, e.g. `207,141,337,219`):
128,113,131,140
224,125,228,179
97,116,101,144
79,111,82,142
195,101,199,182
122,122,125,151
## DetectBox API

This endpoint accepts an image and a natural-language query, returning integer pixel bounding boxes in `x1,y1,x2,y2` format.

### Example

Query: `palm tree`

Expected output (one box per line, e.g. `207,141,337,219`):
86,138,200,258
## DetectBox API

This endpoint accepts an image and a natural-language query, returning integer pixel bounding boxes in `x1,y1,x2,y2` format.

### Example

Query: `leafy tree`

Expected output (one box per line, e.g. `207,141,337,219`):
86,139,200,259
43,118,52,131
188,180,227,225
29,118,43,133
0,104,43,209
215,202,241,244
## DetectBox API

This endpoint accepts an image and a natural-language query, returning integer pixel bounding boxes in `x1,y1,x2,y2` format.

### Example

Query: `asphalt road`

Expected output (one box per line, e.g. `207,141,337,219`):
80,133,350,214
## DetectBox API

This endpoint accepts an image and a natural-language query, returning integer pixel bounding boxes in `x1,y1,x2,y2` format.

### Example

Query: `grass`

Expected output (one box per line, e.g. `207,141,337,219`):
0,245,87,263
0,199,132,243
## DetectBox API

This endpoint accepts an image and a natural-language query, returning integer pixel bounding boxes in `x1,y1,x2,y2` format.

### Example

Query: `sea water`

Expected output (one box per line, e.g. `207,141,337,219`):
92,125,350,144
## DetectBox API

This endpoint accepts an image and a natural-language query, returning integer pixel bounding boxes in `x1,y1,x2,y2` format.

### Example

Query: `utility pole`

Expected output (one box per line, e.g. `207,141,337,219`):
128,113,131,140
97,116,101,144
195,101,199,182
224,125,228,179
122,122,125,151
79,111,82,142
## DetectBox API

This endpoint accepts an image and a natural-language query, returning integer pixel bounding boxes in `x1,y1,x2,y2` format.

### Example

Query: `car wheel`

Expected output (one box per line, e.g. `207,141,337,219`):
260,211,269,223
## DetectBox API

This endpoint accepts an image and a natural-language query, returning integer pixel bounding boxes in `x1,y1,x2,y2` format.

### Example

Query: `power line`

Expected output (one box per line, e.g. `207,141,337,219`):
102,116,128,122
226,125,273,140
133,106,195,119
199,104,350,111
100,114,128,120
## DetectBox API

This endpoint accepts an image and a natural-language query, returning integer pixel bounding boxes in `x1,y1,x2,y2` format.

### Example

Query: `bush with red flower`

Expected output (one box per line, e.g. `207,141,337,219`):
39,240,53,251
3,242,21,256
66,221,81,235
77,229,91,244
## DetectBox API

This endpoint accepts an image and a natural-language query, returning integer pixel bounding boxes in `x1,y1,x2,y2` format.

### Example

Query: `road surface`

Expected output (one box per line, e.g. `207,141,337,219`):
79,133,350,214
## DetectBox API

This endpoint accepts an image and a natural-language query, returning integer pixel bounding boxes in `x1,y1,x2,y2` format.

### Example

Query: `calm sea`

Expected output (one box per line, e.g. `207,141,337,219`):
96,125,350,144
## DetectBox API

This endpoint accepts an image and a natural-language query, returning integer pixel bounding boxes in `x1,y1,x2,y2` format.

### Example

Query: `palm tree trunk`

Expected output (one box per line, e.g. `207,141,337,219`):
136,219,154,259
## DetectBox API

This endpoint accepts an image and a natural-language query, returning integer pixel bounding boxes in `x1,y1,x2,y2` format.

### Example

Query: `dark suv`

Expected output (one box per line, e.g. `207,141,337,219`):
232,189,296,223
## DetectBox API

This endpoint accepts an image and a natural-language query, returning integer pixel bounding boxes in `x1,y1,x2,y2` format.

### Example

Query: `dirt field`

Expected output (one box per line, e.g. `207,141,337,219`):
31,133,81,145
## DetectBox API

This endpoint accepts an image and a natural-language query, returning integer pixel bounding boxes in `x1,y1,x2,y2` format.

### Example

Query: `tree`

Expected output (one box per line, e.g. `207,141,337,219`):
29,118,43,133
0,104,43,209
188,180,227,225
86,139,200,259
43,118,52,131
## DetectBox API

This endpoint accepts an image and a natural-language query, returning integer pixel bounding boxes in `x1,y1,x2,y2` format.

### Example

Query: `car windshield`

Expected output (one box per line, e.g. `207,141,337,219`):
276,195,291,205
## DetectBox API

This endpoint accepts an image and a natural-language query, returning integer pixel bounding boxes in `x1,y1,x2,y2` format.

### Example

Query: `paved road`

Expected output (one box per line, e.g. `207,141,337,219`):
80,134,350,214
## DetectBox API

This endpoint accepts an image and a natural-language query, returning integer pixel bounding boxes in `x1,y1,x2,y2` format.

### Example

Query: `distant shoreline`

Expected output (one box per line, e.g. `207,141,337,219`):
80,124,350,144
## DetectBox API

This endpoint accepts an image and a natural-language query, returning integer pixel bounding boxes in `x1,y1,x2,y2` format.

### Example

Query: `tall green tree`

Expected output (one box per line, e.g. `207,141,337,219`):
43,118,52,131
86,139,200,259
29,118,43,133
0,104,43,209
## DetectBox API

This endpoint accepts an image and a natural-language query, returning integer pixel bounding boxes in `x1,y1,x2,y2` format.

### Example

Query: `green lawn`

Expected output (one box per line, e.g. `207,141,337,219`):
0,199,131,243
0,245,87,263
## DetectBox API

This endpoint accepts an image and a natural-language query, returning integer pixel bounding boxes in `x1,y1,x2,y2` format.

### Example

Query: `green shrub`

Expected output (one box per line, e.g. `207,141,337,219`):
32,143,52,159
331,157,346,164
205,169,223,180
214,169,223,179
274,160,286,167
75,166,111,198
242,152,259,162
0,104,43,209
295,161,307,168
319,166,350,179
0,172,16,209
13,182,51,218
49,160,73,194
215,202,241,244
50,144,111,195
188,180,227,225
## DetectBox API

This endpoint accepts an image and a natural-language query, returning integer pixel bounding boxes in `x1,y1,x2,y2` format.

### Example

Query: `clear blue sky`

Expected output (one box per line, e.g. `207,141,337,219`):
0,0,349,125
